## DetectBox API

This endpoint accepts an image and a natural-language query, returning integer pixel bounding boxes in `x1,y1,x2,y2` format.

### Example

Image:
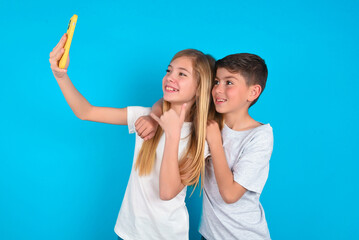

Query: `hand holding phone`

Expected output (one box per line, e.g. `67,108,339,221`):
59,14,78,69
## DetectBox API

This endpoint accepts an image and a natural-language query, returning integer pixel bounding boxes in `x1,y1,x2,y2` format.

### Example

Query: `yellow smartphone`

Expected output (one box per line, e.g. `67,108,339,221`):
59,14,78,69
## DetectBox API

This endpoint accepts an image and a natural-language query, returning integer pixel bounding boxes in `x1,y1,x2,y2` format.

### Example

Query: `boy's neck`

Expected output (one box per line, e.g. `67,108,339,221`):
223,108,261,131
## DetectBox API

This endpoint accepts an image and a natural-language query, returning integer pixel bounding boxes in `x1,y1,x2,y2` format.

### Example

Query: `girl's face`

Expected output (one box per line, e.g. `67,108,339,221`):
162,56,198,106
212,67,252,115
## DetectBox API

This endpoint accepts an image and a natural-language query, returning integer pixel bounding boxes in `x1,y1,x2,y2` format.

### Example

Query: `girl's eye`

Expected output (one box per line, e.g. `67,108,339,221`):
179,72,187,77
226,81,233,85
166,69,171,73
214,80,219,85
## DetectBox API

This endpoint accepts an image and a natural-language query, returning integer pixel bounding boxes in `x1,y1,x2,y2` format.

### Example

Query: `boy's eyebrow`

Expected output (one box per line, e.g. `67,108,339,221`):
215,76,238,80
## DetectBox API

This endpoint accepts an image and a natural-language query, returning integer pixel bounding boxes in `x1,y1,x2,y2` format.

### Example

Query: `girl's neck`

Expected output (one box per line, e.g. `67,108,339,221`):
223,109,260,131
170,101,194,122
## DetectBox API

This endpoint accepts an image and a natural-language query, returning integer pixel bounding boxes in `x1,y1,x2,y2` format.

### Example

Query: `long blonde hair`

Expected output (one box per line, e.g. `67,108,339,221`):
135,49,215,189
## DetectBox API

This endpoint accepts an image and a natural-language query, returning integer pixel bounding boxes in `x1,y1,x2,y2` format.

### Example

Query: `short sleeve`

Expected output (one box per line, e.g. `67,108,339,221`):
204,141,211,159
233,127,274,194
127,106,152,134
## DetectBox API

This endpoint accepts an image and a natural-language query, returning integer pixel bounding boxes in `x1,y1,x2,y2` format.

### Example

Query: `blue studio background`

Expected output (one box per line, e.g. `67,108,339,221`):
1,0,358,239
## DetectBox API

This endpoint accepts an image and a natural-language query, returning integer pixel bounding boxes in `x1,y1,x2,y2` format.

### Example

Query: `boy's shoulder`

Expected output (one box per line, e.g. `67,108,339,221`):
252,123,273,135
222,122,273,151
248,123,273,144
223,122,272,137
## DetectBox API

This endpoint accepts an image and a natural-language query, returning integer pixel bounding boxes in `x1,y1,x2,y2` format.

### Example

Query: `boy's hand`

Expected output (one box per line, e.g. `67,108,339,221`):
151,104,187,140
206,120,222,146
49,33,69,79
135,115,159,141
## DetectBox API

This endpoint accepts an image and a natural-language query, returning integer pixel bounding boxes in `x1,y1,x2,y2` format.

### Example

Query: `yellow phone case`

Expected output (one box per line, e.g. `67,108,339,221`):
59,14,78,69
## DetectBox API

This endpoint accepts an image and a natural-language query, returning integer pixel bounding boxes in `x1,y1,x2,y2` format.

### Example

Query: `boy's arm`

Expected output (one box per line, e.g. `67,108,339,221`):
135,99,162,140
151,98,163,117
50,34,127,125
206,121,247,204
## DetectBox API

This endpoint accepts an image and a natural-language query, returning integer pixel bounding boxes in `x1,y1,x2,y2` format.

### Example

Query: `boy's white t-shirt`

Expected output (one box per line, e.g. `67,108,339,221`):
114,106,192,240
200,123,273,240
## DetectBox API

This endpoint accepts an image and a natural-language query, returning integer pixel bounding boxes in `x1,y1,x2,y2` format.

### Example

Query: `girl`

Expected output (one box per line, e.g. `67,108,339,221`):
49,33,215,240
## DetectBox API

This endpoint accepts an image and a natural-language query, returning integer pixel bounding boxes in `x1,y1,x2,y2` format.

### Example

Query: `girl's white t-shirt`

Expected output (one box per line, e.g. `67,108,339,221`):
114,106,192,240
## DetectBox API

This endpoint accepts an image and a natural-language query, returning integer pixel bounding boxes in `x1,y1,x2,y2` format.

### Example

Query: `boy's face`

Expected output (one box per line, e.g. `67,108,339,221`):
212,68,253,115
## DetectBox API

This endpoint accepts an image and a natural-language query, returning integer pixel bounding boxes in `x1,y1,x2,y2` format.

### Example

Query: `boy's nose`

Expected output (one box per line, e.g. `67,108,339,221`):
214,84,224,93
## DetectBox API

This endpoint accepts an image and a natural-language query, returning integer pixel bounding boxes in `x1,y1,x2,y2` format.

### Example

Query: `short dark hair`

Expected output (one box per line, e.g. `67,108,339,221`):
215,53,268,107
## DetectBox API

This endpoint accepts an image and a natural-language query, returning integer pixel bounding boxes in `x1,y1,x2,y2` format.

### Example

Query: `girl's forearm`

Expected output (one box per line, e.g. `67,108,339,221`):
55,74,92,120
159,135,184,200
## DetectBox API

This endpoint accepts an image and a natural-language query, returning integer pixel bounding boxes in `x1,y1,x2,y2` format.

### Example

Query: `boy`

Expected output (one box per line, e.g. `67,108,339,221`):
200,53,273,240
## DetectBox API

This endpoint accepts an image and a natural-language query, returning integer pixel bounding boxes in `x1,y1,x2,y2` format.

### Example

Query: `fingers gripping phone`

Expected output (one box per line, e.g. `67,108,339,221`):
59,14,78,69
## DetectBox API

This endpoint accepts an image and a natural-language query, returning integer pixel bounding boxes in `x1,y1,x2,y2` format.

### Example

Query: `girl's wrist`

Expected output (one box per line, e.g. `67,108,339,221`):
55,73,69,81
165,131,181,141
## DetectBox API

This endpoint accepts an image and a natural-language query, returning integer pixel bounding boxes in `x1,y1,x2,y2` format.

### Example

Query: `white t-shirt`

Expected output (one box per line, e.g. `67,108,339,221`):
114,106,193,240
200,123,273,240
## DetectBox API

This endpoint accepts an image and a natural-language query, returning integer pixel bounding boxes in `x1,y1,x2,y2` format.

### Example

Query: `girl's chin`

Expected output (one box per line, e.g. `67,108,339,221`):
163,94,176,102
163,99,184,106
163,96,171,102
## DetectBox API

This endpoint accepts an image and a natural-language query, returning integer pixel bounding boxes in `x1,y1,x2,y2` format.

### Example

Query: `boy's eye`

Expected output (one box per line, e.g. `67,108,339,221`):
226,81,233,85
214,80,219,85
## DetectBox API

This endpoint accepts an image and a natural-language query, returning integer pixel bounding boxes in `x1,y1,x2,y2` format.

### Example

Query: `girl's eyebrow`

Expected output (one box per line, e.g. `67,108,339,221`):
168,64,192,75
178,67,191,75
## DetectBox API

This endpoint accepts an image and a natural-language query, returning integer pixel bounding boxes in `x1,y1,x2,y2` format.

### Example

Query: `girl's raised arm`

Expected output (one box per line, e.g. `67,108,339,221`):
151,104,187,200
49,33,127,125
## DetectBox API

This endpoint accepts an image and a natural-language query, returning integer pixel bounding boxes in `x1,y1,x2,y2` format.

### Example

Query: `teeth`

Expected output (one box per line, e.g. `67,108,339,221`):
217,98,226,102
166,86,178,92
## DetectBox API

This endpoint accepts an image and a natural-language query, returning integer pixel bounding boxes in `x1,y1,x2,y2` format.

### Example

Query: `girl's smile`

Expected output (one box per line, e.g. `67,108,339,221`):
164,85,179,92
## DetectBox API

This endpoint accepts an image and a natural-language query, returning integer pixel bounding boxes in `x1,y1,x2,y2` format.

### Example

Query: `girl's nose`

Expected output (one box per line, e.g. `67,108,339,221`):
166,73,175,83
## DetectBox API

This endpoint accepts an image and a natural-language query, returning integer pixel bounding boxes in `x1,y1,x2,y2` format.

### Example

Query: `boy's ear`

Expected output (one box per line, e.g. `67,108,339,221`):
248,84,262,102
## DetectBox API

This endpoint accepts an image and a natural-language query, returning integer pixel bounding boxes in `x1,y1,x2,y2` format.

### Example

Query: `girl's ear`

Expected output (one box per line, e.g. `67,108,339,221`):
196,85,201,97
248,84,262,102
